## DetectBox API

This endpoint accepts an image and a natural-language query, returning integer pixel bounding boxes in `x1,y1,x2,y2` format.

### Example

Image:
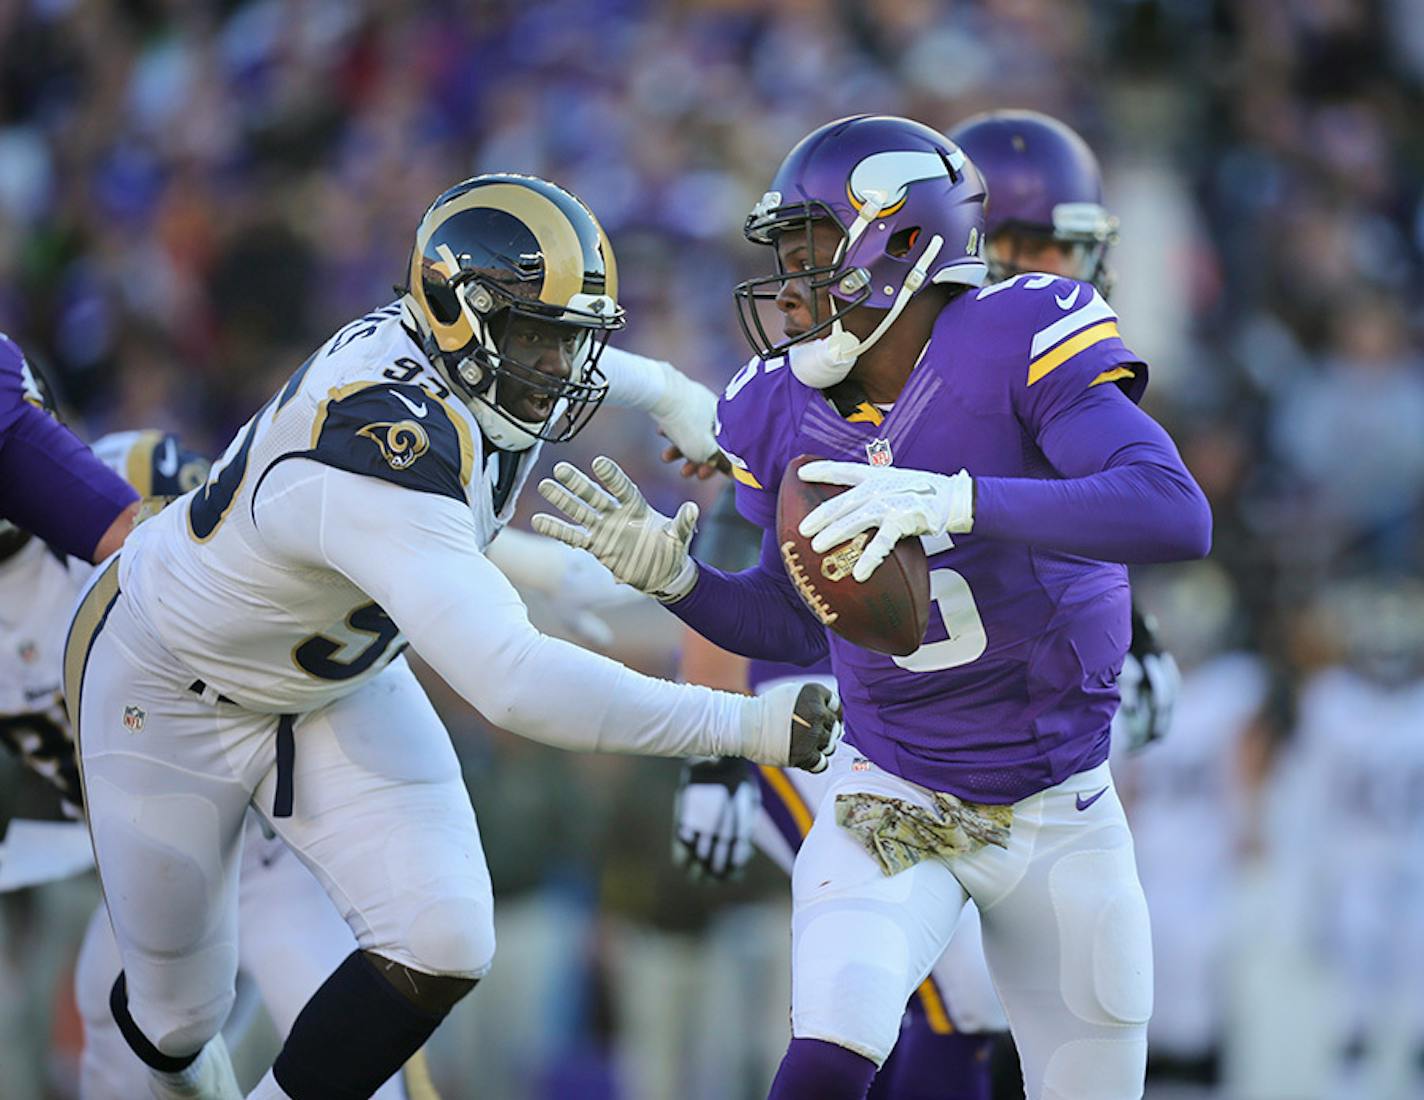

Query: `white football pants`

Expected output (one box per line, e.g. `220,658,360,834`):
788,748,1151,1100
69,567,494,1061
74,816,431,1099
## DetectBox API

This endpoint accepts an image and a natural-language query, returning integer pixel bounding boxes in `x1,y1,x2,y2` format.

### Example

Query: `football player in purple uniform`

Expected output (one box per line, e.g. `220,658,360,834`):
534,115,1210,1100
0,334,138,562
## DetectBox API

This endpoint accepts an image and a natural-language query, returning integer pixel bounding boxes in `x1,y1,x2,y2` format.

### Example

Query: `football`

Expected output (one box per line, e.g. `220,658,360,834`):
776,454,931,657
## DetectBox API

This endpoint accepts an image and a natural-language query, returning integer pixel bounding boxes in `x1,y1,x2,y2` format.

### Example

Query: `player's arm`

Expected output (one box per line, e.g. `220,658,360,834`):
598,345,721,465
254,458,837,770
0,342,138,562
532,456,829,665
796,388,1209,577
796,286,1211,578
970,381,1212,562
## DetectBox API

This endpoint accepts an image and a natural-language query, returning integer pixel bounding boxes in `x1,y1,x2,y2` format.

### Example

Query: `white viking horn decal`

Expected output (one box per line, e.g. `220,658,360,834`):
847,150,960,216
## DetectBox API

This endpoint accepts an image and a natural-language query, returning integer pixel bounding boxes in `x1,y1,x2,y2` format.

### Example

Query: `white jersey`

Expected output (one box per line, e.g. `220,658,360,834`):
109,304,768,767
1122,650,1268,1055
120,303,537,714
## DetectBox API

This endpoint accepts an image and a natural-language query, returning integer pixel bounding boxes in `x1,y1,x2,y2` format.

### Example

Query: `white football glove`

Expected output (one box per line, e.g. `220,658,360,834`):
740,680,842,773
532,456,699,601
649,364,721,465
673,757,761,882
1112,649,1181,752
798,461,974,582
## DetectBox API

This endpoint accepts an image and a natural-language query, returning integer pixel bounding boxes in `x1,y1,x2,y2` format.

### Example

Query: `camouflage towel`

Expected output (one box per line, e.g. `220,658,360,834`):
834,790,1014,876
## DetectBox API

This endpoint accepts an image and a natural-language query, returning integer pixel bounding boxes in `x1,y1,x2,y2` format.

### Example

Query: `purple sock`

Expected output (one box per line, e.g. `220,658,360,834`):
768,1037,878,1100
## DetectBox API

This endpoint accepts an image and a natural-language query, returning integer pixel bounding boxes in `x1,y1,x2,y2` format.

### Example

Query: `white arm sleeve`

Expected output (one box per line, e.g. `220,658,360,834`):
254,460,780,761
598,345,674,413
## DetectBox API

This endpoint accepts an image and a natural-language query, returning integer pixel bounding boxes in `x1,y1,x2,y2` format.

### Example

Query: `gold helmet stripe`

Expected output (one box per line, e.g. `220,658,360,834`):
414,182,586,313
593,216,619,303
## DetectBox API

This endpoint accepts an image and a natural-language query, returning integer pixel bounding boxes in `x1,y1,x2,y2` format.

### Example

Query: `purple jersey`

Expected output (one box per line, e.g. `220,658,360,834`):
716,275,1150,802
0,333,137,561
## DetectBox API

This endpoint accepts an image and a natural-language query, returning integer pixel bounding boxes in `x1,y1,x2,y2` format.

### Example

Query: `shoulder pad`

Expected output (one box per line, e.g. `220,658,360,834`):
302,381,473,502
974,274,1146,404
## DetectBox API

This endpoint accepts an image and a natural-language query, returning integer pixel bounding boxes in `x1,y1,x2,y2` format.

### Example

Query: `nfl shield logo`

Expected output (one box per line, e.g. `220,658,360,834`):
852,756,871,772
866,438,893,467
122,705,146,733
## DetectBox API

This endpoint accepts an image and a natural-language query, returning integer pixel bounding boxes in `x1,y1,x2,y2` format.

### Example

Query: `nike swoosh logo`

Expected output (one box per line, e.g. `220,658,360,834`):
390,390,428,418
1055,286,1081,310
156,437,178,477
1075,786,1109,811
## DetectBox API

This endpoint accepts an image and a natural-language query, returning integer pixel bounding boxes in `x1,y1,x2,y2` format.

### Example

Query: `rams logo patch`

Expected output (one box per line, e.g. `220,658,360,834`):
357,419,430,471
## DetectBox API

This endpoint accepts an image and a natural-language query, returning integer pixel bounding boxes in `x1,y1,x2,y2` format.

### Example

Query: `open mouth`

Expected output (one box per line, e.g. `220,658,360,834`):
523,391,555,419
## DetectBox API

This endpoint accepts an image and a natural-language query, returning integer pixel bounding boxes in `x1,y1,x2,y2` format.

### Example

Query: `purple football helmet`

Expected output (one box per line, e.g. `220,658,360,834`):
734,115,988,366
948,110,1118,293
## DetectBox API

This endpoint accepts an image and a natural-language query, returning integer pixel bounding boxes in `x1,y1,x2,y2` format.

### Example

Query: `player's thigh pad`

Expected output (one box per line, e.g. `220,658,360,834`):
75,598,262,1054
967,762,1151,1100
789,752,969,1065
260,658,495,981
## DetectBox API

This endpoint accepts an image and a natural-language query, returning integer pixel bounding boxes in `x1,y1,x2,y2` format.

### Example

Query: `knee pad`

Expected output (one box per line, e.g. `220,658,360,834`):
1041,1034,1147,1100
1049,849,1153,1027
111,973,234,1068
394,895,496,980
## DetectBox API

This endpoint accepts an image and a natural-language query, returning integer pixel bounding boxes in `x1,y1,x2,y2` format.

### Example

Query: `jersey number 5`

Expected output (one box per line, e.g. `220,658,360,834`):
893,567,988,673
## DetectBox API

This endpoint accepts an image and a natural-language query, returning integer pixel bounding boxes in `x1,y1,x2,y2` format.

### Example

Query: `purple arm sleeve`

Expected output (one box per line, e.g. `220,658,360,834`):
667,527,831,665
973,383,1211,563
0,405,138,561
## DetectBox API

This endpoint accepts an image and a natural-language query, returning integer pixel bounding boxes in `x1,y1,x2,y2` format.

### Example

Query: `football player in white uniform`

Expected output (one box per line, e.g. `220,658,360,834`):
65,174,839,1100
0,407,440,1098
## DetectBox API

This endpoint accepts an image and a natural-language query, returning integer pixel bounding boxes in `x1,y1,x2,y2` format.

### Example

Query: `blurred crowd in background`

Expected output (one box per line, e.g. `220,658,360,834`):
2,0,1424,1097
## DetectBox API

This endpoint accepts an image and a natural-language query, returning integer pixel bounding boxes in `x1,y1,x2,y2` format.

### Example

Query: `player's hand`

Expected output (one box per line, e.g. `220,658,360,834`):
649,365,721,465
1112,647,1180,752
661,441,732,481
797,462,973,582
533,456,699,601
740,681,841,772
672,756,761,882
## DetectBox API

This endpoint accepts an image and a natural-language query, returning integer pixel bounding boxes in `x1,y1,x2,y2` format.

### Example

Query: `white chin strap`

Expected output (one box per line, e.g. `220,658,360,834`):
789,230,945,390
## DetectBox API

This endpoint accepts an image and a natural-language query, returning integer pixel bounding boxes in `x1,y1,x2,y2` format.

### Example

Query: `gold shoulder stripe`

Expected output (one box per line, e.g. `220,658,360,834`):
759,765,813,838
1090,366,1136,388
1027,321,1119,387
426,393,476,487
310,381,385,448
731,465,763,490
124,430,163,496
